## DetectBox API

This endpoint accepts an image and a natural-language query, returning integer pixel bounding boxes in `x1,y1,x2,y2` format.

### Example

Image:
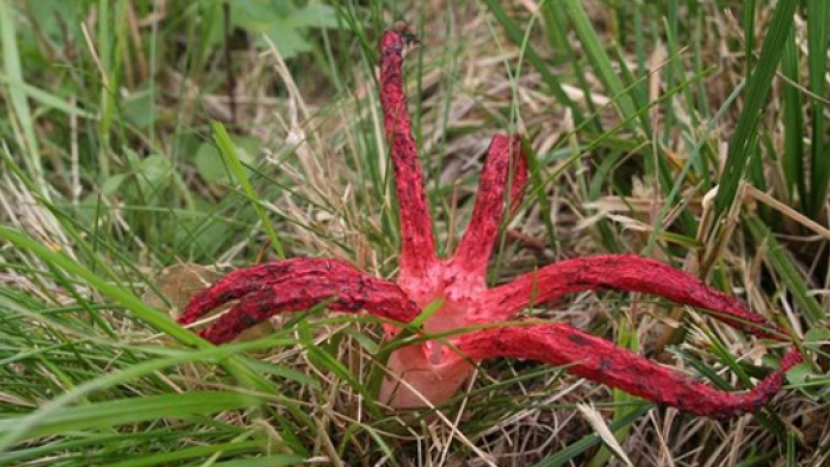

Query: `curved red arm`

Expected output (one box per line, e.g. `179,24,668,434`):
456,324,802,418
475,255,785,340
179,258,420,344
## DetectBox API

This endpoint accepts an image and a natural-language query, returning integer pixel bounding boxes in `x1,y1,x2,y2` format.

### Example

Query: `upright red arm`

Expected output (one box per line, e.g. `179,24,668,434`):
379,27,438,280
452,134,528,281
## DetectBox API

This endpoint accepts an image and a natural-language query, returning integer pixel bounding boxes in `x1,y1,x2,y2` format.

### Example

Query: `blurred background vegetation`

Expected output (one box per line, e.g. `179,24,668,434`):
0,0,829,465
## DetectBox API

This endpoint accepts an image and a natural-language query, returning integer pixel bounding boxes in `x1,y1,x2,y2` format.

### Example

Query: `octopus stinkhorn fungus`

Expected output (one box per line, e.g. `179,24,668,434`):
180,24,802,419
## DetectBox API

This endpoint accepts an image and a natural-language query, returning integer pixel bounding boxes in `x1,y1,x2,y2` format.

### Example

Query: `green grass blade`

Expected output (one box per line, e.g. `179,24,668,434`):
0,391,261,445
532,405,652,467
0,226,278,394
781,26,806,205
712,0,797,220
0,72,95,118
210,455,307,467
0,226,198,345
0,0,42,184
482,0,585,125
0,335,306,452
98,441,262,467
212,121,285,258
807,0,830,218
746,217,825,324
560,0,639,134
559,0,700,236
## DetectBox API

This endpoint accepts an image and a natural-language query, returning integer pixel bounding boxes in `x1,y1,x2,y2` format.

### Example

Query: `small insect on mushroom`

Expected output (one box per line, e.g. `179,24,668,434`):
180,23,802,419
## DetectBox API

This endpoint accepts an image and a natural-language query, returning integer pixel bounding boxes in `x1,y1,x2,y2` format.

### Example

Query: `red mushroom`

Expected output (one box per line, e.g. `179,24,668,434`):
180,24,801,419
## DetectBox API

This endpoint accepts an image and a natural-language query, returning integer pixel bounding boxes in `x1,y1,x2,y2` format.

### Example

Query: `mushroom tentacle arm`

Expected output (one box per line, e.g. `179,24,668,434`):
379,27,438,280
180,258,370,325
456,325,803,418
476,255,786,340
452,134,528,280
181,258,420,344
